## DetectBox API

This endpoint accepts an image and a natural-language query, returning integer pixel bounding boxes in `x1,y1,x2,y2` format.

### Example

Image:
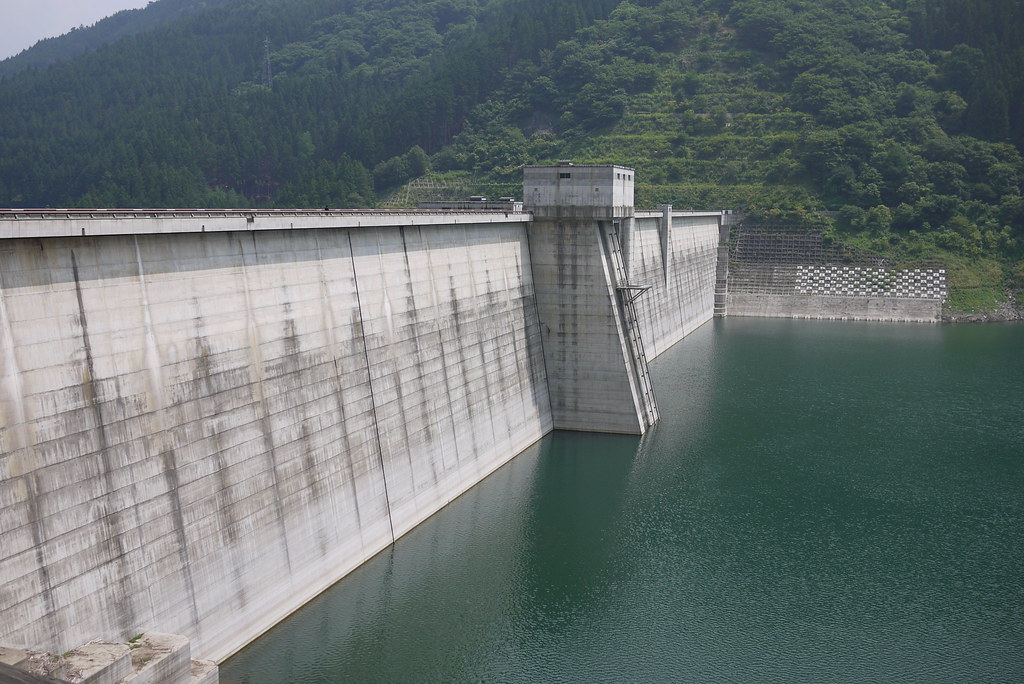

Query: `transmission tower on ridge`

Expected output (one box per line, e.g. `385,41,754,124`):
263,37,273,89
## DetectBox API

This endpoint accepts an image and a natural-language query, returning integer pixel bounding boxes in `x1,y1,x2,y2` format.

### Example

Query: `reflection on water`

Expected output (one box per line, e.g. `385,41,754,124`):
222,319,1024,683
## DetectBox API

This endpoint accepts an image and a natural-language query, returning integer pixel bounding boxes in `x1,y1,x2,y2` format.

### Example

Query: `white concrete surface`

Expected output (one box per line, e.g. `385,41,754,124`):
0,631,213,683
121,632,191,684
523,165,635,219
0,221,551,662
625,210,721,357
0,172,722,664
65,642,132,684
526,218,648,434
726,292,943,321
0,209,530,240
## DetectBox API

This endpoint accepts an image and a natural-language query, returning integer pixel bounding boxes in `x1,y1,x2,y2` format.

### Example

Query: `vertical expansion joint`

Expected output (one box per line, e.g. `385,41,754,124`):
347,233,397,544
657,205,672,285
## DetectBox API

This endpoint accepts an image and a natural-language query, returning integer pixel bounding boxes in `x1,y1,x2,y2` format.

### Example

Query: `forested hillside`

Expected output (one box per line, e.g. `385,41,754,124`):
0,0,619,208
0,0,1021,311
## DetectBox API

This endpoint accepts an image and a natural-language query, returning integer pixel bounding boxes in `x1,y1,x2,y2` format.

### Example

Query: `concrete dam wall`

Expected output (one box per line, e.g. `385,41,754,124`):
0,166,723,665
0,215,552,662
627,209,720,357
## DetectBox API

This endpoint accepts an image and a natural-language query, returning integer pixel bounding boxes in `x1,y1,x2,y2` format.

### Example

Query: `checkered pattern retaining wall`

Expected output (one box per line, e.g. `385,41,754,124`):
796,266,947,300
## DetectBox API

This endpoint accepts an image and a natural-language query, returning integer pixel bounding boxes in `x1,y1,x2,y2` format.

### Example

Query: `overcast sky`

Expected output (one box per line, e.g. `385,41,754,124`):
1,1,151,61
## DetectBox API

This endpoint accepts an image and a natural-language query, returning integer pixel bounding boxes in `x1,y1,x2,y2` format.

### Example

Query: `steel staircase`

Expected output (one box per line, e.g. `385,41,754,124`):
601,223,659,430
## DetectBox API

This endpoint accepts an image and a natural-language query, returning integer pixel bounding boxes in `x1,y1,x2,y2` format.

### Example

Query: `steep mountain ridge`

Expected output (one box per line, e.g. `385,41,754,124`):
0,0,237,76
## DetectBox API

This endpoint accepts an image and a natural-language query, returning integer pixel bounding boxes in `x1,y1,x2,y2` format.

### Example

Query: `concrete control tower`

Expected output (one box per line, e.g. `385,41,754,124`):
523,163,658,435
524,162,635,219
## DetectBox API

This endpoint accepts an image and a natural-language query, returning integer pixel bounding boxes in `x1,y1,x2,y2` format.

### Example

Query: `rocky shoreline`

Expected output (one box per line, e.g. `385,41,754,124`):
942,290,1024,323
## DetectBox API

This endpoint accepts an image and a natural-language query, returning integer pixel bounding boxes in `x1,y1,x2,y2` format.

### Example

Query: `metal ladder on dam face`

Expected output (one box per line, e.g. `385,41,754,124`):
602,223,660,429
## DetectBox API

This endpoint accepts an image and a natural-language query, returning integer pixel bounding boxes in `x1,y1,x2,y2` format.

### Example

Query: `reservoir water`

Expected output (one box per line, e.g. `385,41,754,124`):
221,318,1023,683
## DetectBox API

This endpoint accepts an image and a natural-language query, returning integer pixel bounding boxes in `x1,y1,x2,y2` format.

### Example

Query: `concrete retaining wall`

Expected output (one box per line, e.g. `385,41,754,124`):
0,221,551,661
726,293,942,321
723,228,945,323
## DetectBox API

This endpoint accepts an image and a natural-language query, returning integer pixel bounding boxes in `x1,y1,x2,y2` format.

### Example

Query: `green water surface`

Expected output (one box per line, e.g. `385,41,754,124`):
222,319,1024,683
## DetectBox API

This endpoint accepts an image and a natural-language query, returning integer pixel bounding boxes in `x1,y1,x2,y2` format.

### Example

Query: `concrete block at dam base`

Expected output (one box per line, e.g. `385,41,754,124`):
726,293,942,322
0,633,216,683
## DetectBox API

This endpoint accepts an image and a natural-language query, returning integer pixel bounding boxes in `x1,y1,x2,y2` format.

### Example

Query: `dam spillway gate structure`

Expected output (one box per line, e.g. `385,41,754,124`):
0,166,723,673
